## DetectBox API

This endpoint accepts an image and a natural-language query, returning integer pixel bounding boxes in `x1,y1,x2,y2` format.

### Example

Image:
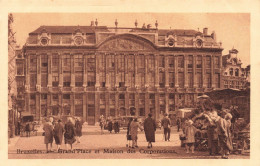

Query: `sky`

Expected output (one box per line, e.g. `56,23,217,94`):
12,13,250,67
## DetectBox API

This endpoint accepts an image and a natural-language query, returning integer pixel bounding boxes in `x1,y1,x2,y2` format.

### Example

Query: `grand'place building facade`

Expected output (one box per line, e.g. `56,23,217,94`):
15,22,224,124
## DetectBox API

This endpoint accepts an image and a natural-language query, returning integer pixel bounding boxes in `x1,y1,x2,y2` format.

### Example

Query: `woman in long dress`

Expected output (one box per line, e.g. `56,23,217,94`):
43,117,54,153
75,118,82,143
129,118,143,149
144,113,156,148
64,117,76,150
53,119,64,151
126,117,133,147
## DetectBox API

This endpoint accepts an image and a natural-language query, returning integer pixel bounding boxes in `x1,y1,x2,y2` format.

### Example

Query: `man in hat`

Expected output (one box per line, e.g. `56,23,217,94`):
161,113,171,141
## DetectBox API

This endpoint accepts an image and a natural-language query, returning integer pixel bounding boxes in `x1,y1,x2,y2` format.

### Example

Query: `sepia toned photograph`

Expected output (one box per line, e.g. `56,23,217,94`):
7,13,250,159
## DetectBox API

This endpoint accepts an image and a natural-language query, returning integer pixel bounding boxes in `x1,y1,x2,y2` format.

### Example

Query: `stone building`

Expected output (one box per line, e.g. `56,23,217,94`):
16,22,223,124
222,48,247,89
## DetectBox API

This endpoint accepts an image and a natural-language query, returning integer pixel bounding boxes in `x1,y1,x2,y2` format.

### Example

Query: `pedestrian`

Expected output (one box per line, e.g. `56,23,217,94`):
114,120,120,133
161,113,171,141
225,113,233,155
99,115,105,134
25,121,30,137
129,118,143,149
75,118,82,143
204,111,219,155
43,117,54,153
53,119,64,151
64,117,76,150
107,118,113,133
184,120,197,153
17,120,21,136
126,117,133,148
144,113,156,148
215,114,231,159
176,118,181,132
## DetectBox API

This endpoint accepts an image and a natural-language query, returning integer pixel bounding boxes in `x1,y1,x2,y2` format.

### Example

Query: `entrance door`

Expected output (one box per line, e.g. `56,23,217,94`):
87,104,95,125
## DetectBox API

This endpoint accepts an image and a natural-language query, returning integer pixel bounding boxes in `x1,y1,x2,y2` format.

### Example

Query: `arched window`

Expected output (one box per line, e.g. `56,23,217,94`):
235,69,239,76
229,68,233,76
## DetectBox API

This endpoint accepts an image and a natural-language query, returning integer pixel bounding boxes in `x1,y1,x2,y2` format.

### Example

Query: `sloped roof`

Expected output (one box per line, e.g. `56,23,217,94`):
29,26,109,34
158,29,201,36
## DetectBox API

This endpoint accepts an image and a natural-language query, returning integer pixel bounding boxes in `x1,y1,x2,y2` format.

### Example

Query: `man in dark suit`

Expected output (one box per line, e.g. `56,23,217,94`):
161,113,171,141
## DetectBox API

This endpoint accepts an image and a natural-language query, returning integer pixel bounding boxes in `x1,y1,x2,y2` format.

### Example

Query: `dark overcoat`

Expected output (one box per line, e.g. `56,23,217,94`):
108,121,113,132
53,122,64,145
43,122,54,144
75,120,83,137
64,121,76,144
144,117,156,142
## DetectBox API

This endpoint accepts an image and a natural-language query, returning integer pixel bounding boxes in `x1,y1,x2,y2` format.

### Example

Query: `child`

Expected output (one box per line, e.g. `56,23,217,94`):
184,120,197,153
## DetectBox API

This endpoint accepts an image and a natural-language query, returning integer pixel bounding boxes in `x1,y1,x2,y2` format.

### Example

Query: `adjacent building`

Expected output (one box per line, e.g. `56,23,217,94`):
16,22,223,124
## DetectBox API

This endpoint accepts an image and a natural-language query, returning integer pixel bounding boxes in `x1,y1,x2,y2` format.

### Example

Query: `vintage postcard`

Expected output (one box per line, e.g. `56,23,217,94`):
1,0,260,165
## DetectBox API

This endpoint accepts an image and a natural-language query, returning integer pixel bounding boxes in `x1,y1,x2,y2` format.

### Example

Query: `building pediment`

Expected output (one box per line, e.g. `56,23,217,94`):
97,34,156,51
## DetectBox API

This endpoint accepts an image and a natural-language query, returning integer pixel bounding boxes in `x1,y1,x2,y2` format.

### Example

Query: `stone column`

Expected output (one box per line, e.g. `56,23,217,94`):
165,93,169,114
145,92,149,117
125,92,129,116
106,53,110,88
134,54,138,88
202,55,206,88
105,92,110,117
70,93,74,116
25,54,30,89
135,93,139,116
155,54,159,88
95,92,100,125
115,92,119,117
35,94,40,119
71,54,75,88
193,55,197,88
125,54,129,87
211,55,215,88
47,53,52,87
155,93,159,121
83,93,87,122
47,94,51,117
219,54,223,88
165,55,169,88
59,53,63,87
145,55,149,87
184,55,188,88
175,55,179,88
95,53,100,88
36,53,41,88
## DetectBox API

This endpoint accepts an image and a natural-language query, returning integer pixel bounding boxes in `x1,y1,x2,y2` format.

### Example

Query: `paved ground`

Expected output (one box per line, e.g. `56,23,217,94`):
8,126,250,159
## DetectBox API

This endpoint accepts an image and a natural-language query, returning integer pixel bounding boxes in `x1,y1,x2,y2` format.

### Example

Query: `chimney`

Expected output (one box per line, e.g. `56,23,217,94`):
211,31,216,41
203,28,208,35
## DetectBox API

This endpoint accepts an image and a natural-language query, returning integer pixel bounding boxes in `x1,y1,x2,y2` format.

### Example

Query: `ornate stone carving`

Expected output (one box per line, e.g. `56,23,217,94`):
99,38,154,51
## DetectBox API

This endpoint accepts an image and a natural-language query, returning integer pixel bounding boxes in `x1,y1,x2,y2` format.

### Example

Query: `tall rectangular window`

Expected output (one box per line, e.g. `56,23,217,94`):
196,55,202,68
148,72,155,87
100,54,106,70
87,58,95,71
178,72,184,88
169,72,175,87
159,72,165,88
148,55,155,69
188,73,193,88
188,55,193,68
109,72,115,87
118,72,125,87
41,54,48,68
137,55,145,69
74,54,83,67
63,74,71,87
16,63,24,75
108,54,115,68
41,74,48,87
159,55,165,67
30,55,37,72
52,73,59,87
205,56,211,68
87,72,95,87
63,54,71,67
138,73,145,87
75,73,83,87
52,54,59,72
127,55,134,70
117,54,125,69
178,55,184,68
205,73,211,88
169,56,174,68
214,56,220,68
100,72,106,87
30,74,37,87
129,72,135,87
197,73,202,88
215,73,220,88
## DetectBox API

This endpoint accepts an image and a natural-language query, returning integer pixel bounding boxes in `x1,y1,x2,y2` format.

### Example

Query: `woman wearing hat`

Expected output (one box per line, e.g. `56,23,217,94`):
184,119,198,153
64,117,76,150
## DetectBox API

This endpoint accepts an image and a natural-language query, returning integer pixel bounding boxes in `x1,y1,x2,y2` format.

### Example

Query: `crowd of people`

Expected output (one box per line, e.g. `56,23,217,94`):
42,117,82,152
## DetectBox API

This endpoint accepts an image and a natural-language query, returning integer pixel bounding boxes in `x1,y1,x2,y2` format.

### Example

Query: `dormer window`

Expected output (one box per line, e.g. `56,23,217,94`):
229,68,233,76
196,39,203,48
74,36,84,46
40,38,48,46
